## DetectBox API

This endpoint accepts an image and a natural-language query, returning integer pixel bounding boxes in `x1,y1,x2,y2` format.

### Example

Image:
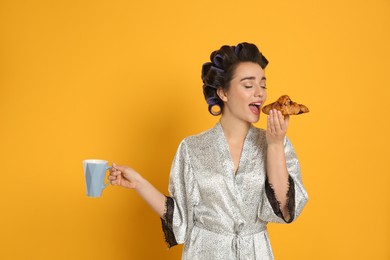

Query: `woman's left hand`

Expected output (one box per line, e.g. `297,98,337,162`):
266,109,289,146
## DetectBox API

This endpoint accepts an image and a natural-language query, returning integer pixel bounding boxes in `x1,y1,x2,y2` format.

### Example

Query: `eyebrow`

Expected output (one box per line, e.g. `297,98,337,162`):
240,76,267,82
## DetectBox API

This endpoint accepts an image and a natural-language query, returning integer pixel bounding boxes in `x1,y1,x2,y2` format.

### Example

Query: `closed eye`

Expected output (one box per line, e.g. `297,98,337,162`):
244,85,253,89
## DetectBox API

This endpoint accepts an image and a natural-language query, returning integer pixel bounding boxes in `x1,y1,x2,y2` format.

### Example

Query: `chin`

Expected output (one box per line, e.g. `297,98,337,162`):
248,116,260,123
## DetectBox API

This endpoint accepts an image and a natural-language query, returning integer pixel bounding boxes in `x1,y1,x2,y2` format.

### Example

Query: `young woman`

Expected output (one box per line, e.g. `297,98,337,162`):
109,42,308,260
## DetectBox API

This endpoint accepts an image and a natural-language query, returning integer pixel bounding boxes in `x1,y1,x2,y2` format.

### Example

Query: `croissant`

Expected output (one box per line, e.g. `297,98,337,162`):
262,95,309,115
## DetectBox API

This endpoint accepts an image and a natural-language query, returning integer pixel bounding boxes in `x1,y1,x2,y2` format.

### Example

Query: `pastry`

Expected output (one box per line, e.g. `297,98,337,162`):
262,95,309,115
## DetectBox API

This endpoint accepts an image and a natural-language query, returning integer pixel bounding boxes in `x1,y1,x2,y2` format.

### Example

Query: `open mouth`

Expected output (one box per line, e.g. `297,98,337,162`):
249,103,261,114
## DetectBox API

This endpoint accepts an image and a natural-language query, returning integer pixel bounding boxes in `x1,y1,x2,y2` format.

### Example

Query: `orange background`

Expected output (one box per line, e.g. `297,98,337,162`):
1,0,389,259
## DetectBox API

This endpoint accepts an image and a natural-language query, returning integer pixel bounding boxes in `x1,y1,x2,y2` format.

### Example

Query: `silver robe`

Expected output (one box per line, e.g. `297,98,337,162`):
161,122,308,260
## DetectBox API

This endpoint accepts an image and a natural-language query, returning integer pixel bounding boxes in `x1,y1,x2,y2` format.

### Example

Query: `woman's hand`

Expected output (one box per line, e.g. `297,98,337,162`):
108,163,143,190
109,163,166,217
266,109,289,146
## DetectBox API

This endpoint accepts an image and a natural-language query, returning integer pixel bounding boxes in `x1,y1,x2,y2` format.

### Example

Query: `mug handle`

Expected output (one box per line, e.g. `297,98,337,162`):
104,166,112,188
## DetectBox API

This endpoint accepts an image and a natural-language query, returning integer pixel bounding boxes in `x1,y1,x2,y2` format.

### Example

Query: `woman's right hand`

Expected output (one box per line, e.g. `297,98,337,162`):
109,163,143,189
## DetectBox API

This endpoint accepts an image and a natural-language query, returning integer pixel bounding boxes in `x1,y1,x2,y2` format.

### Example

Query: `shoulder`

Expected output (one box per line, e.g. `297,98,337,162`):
181,126,216,149
172,127,216,162
250,125,267,144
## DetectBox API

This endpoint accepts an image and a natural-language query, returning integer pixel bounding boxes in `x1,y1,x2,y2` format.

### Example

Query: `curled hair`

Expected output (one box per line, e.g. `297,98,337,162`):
201,42,269,116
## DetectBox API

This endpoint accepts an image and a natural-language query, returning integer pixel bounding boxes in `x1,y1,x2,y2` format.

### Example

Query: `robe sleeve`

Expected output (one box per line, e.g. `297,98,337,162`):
258,136,309,224
160,140,194,248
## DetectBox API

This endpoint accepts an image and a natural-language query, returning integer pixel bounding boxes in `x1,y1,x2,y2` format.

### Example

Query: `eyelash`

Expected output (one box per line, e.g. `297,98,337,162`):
245,86,267,89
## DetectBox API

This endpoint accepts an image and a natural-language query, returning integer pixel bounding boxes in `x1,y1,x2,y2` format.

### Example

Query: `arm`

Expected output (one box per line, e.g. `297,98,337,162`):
267,143,291,220
109,163,167,218
266,109,291,221
109,140,193,248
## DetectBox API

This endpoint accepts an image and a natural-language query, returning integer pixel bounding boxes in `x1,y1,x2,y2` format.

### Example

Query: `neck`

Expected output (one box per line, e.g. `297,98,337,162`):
219,115,251,143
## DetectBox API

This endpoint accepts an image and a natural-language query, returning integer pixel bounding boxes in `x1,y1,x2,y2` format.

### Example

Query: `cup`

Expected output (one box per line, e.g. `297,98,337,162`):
83,159,111,197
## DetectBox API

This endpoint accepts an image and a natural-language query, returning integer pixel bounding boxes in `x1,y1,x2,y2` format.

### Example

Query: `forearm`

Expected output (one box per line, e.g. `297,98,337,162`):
135,177,167,218
267,143,290,216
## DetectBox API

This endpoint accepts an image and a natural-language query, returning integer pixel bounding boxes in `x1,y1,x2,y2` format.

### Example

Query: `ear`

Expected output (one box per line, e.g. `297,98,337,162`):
217,87,228,102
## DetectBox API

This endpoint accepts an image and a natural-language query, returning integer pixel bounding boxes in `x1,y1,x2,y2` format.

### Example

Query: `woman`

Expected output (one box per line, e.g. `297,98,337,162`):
109,42,308,259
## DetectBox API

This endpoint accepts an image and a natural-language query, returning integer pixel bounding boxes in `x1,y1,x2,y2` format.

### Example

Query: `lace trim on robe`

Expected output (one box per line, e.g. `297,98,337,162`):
265,175,295,223
160,196,178,248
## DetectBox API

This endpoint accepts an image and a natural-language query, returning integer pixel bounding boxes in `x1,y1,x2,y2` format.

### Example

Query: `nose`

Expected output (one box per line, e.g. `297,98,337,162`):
254,85,265,97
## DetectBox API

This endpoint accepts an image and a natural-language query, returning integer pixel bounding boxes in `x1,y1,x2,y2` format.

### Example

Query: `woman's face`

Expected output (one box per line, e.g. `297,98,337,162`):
219,62,267,123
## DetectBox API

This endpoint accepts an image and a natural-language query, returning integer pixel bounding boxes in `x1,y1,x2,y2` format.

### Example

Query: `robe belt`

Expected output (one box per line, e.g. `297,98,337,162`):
194,222,266,260
233,233,242,260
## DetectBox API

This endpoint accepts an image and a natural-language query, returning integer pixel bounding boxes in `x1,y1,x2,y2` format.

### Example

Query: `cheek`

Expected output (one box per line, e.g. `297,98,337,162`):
229,90,246,103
